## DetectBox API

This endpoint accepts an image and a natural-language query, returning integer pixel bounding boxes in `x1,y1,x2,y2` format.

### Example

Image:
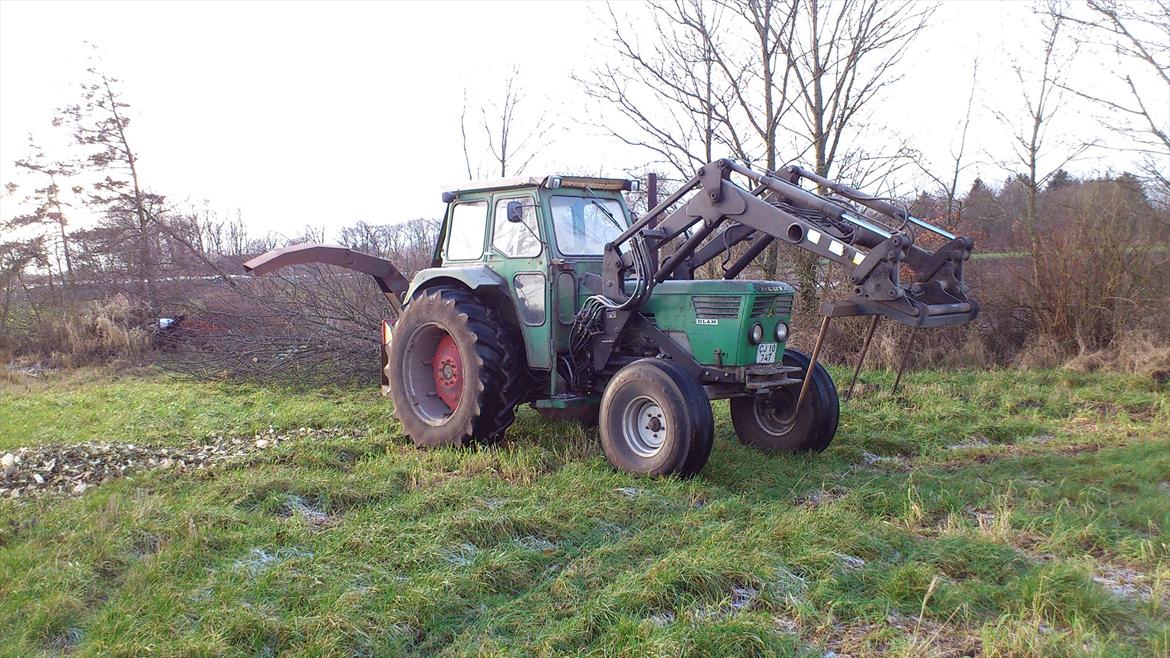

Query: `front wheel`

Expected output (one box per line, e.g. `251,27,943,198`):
730,349,839,453
599,359,713,477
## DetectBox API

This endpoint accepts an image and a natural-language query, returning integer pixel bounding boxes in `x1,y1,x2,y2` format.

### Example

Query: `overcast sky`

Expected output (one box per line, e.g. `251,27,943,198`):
0,0,1142,238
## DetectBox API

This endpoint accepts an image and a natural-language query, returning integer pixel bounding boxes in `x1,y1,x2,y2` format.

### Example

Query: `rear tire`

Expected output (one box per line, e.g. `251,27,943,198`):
388,286,522,447
599,359,713,477
730,349,839,453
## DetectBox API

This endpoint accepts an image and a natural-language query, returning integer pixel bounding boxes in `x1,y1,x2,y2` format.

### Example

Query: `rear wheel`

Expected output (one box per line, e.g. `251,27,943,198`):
388,286,522,447
599,359,713,477
730,349,839,453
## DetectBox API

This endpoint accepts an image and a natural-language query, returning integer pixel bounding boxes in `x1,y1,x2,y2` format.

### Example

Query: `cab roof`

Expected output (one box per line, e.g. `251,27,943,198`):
441,174,638,196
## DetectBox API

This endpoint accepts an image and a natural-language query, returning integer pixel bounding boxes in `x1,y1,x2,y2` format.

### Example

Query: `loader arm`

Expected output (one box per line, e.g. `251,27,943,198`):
243,243,409,314
601,159,977,328
583,158,978,397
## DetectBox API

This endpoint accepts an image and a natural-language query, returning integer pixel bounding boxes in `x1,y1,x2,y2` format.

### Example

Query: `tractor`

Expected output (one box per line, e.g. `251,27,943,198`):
244,159,977,476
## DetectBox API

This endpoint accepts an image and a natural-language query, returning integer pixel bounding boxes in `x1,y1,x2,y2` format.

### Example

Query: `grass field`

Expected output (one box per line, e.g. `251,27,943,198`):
1,367,1167,657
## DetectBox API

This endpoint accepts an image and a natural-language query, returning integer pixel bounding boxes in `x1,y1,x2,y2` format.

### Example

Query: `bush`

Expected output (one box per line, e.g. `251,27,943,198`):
1,293,153,368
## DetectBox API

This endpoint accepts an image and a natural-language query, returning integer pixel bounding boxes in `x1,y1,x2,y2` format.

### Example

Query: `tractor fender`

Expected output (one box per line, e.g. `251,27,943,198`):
405,265,508,300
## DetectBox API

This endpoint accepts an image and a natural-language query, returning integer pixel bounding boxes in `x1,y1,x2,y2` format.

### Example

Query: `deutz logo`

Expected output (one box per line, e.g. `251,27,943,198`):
696,318,718,325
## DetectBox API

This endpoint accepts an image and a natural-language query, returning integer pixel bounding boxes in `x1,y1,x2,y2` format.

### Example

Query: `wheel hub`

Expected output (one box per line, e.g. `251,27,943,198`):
622,397,667,458
432,334,462,411
754,388,797,435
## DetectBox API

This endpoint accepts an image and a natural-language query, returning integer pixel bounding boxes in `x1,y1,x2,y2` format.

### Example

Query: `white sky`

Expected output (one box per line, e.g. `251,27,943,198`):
0,0,1143,238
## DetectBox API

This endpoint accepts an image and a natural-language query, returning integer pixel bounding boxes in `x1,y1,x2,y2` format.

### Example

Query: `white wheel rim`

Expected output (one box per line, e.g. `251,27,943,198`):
622,396,667,458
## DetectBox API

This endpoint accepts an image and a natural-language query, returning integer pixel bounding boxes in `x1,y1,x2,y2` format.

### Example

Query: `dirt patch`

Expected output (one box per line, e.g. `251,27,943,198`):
947,436,992,450
858,451,913,471
232,546,314,576
808,612,980,658
796,486,850,507
688,584,759,622
0,428,355,500
282,494,340,532
1092,563,1167,604
935,439,1121,470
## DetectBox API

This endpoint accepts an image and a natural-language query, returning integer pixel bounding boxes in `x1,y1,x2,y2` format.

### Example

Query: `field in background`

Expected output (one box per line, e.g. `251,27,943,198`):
1,368,1167,657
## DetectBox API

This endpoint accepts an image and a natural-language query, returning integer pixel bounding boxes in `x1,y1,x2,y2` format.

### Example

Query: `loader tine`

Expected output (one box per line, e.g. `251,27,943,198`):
846,315,881,402
796,316,832,411
892,324,919,396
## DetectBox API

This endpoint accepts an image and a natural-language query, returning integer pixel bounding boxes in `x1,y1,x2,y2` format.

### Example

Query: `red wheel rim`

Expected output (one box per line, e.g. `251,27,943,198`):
432,334,462,411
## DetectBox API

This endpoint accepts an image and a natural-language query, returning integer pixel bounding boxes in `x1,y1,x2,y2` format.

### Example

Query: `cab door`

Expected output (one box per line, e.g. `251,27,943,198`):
487,194,551,370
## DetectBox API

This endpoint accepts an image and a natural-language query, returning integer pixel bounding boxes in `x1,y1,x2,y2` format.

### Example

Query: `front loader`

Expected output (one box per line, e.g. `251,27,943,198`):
244,160,977,476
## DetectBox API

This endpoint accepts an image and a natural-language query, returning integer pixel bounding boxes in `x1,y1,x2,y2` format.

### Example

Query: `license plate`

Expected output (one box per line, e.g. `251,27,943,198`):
756,342,778,364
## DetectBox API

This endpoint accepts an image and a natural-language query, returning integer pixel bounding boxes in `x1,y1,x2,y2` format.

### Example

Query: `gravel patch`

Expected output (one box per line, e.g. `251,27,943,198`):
1,427,354,499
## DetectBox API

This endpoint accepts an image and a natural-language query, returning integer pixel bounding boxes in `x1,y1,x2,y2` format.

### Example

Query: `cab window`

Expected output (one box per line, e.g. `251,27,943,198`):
550,195,626,256
492,197,541,258
446,201,487,260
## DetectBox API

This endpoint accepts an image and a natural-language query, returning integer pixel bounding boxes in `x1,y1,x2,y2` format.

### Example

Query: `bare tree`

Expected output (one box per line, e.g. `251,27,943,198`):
9,138,79,283
782,0,933,182
461,68,553,179
990,5,1091,254
57,64,164,302
581,0,803,185
914,58,980,228
1055,0,1170,200
585,0,934,308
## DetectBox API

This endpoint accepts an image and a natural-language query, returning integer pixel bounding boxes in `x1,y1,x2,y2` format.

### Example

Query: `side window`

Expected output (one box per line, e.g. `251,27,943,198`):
492,197,541,258
513,273,546,325
446,201,487,260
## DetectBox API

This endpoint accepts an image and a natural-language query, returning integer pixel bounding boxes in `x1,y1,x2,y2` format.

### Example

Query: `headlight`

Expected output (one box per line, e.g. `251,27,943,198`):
749,322,764,345
774,322,789,342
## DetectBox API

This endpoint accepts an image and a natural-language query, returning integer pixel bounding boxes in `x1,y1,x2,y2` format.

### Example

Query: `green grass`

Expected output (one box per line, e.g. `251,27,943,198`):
1,367,1167,657
0,368,396,450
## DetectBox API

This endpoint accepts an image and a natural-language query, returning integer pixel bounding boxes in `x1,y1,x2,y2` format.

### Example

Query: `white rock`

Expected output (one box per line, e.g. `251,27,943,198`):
255,439,270,449
32,473,44,484
1,453,15,468
72,482,88,494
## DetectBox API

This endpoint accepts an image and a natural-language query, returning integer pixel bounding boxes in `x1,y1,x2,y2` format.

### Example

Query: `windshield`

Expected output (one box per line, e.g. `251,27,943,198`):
549,195,627,256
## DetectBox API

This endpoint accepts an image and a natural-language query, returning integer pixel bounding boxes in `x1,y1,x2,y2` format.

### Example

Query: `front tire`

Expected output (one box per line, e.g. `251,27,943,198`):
599,359,713,477
387,286,521,447
730,349,839,453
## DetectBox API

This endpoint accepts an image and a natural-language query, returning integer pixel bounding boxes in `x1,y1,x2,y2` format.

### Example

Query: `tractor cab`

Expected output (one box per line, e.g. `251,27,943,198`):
411,175,638,391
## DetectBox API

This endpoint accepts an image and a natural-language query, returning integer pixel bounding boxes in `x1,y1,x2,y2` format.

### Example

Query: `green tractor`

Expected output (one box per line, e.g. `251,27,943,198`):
245,159,977,476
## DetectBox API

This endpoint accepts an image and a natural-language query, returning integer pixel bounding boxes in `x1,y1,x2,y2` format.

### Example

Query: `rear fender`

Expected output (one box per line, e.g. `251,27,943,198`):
405,265,508,300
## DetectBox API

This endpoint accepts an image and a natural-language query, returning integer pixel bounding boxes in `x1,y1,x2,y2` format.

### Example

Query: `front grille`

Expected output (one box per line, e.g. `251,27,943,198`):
693,296,742,319
750,294,794,318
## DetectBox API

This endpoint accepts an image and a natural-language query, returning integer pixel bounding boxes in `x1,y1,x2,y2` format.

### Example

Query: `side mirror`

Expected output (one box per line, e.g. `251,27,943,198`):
506,201,524,223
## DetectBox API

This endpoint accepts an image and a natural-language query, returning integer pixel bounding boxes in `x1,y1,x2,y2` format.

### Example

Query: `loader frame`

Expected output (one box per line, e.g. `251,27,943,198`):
575,159,978,400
